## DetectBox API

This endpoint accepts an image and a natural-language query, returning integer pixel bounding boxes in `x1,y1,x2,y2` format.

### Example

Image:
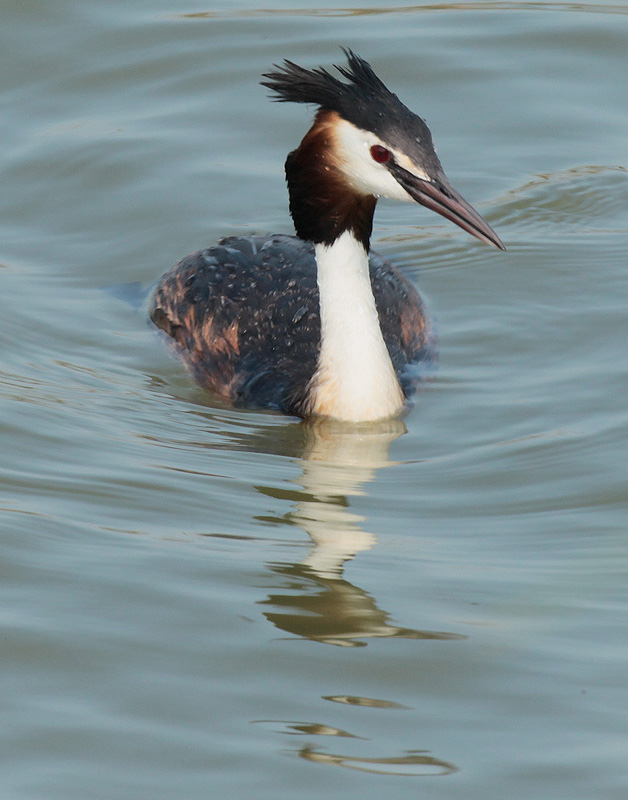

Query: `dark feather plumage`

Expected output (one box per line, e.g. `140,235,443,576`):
261,48,392,112
150,234,434,417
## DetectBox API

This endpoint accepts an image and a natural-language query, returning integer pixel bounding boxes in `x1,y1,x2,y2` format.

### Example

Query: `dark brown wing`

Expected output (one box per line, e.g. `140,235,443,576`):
150,235,321,415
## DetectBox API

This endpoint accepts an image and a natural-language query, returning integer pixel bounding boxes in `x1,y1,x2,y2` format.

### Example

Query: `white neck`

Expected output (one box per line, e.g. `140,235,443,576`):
309,231,405,422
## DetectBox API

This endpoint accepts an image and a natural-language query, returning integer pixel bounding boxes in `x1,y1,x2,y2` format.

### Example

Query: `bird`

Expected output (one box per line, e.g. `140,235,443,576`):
149,50,504,423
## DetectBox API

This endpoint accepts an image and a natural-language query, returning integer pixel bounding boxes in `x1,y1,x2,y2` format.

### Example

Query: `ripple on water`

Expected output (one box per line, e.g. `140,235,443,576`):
494,165,628,235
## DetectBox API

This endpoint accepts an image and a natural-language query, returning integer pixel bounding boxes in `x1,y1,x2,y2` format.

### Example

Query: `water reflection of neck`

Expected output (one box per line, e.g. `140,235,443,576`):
296,418,405,577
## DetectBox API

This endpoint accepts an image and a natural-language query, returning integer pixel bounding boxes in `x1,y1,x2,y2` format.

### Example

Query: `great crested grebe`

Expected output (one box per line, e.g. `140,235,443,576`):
150,50,505,422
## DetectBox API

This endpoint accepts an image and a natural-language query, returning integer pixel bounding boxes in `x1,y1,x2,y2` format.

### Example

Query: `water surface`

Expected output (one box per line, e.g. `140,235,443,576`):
1,2,627,798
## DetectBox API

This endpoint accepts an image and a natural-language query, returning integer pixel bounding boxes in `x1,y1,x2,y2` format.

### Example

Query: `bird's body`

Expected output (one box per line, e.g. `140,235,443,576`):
151,232,432,418
150,51,504,422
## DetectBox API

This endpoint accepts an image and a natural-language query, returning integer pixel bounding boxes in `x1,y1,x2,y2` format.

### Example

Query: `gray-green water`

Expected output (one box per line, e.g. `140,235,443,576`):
2,2,627,798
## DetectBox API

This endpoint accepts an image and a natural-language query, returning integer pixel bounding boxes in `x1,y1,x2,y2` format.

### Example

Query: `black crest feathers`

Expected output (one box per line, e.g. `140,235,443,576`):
260,49,433,155
261,48,396,114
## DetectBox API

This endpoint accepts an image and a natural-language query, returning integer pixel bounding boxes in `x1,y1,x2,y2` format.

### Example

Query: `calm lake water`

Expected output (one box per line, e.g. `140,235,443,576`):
1,1,627,798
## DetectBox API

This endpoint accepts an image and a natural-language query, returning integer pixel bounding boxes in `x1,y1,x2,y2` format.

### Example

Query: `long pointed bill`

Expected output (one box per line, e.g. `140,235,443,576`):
390,164,506,250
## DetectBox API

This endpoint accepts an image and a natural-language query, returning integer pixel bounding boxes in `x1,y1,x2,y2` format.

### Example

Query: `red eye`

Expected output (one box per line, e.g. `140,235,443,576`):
370,145,391,164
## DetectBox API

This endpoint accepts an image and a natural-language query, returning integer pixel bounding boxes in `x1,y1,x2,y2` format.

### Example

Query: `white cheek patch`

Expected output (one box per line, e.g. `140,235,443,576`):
332,118,431,201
